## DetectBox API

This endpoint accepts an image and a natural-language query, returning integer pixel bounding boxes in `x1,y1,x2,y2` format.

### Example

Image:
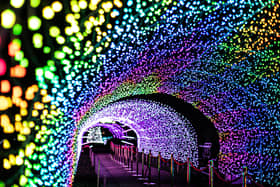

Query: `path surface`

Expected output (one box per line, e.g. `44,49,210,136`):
74,148,253,187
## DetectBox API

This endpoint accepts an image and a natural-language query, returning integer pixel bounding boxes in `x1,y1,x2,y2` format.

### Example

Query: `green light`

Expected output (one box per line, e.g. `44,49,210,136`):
13,24,22,35
20,58,29,67
28,16,41,31
32,33,43,48
19,175,28,186
30,0,40,8
54,51,65,59
0,181,5,187
43,46,51,54
15,51,24,61
45,70,54,80
36,68,44,77
1,9,16,29
49,26,60,37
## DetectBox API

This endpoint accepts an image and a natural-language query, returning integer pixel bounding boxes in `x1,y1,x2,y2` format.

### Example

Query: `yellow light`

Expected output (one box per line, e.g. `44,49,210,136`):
32,110,39,117
25,145,34,156
65,27,73,35
15,122,22,131
40,89,47,95
3,158,11,170
71,4,80,13
1,9,16,29
52,1,63,12
42,110,48,116
15,114,21,121
4,124,14,134
1,114,10,127
42,6,55,20
101,2,113,12
113,0,123,8
34,102,44,110
20,108,28,116
56,36,65,44
29,121,35,128
10,0,25,8
20,126,30,135
90,0,100,6
106,23,112,29
16,156,23,166
17,134,26,141
79,0,87,9
9,154,16,165
0,96,12,111
3,139,11,149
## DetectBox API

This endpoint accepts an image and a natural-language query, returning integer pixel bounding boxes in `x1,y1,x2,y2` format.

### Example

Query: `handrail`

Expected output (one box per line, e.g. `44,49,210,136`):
109,142,256,186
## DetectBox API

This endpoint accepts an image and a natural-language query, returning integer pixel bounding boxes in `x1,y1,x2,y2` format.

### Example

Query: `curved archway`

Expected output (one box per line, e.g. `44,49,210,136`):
77,98,200,167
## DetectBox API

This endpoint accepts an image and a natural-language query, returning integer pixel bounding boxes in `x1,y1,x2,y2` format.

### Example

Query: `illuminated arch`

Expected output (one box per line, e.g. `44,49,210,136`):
77,99,199,166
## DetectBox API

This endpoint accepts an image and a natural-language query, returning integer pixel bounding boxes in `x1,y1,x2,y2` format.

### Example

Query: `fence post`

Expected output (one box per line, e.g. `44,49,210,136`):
158,152,161,184
142,149,145,177
97,160,100,187
131,146,134,171
209,160,214,187
148,150,152,182
243,166,247,187
136,148,139,176
187,157,191,184
171,153,174,187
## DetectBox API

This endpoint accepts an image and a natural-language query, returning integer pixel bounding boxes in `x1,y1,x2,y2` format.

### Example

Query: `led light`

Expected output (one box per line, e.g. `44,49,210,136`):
1,9,16,29
52,1,63,12
30,0,40,8
49,26,60,37
42,6,55,20
3,139,11,149
28,16,41,31
0,59,6,76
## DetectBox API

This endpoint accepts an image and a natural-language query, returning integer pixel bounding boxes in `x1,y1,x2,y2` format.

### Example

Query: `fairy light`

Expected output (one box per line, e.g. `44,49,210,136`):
0,0,279,186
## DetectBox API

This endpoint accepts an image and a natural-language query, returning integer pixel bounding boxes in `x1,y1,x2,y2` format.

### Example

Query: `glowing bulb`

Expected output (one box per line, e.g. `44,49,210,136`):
1,9,16,29
52,1,63,12
28,16,41,31
42,6,55,20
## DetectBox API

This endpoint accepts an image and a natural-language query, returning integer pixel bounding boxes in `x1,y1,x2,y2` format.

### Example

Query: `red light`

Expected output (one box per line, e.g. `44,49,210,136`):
0,58,7,76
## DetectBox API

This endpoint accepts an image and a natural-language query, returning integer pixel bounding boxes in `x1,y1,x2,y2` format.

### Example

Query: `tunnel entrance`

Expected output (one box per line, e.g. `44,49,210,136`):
78,93,219,168
82,123,138,153
116,93,220,166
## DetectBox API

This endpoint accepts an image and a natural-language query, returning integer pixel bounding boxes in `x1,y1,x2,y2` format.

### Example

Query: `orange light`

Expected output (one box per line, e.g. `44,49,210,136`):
12,86,22,97
8,41,21,57
20,100,28,108
25,85,38,100
10,65,26,78
1,80,11,93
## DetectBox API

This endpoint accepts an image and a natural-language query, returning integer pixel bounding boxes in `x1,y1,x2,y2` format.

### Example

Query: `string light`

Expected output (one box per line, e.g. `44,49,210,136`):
0,0,279,186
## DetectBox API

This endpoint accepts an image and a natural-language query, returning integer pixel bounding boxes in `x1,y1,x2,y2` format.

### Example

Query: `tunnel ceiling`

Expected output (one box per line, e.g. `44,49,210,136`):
0,0,280,186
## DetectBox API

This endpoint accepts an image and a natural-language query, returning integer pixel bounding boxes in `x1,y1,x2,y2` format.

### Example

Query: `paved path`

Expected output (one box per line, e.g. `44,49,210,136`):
93,153,198,187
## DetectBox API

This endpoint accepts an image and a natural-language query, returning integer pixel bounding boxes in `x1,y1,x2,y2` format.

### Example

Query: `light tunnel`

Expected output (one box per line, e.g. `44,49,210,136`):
0,0,280,186
77,98,199,166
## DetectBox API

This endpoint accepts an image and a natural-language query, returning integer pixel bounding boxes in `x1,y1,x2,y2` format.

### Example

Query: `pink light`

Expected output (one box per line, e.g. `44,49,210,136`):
0,58,7,76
